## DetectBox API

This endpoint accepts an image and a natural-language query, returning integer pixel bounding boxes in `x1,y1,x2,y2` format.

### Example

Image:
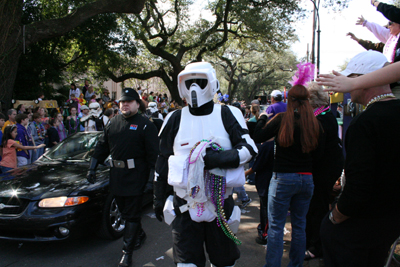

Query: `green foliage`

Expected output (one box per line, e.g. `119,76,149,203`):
212,40,298,104
321,0,351,11
14,0,135,103
98,0,303,102
14,0,341,104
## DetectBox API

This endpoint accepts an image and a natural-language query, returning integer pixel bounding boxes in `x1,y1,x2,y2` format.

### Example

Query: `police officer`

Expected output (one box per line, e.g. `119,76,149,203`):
87,88,159,267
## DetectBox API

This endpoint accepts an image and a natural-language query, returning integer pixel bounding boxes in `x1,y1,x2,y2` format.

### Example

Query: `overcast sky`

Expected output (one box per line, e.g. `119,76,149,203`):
292,0,391,74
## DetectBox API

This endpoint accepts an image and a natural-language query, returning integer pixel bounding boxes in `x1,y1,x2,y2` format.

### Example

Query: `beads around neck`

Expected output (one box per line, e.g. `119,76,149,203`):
366,93,396,109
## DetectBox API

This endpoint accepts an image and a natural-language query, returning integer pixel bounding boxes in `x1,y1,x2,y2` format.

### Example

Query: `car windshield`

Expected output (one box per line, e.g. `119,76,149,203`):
41,132,102,162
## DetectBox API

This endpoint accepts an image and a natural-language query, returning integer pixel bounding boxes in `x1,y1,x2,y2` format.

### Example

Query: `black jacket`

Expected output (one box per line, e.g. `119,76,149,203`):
337,100,400,219
93,113,159,196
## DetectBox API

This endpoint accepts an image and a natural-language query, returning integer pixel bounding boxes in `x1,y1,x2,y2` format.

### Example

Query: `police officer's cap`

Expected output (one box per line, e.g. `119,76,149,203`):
119,88,140,102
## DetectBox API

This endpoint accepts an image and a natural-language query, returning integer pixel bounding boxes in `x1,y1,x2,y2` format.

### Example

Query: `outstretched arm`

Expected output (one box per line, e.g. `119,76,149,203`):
316,62,400,92
376,1,400,24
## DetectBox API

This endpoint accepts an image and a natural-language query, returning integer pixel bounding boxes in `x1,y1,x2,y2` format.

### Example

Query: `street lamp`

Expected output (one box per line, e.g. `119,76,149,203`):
310,0,321,77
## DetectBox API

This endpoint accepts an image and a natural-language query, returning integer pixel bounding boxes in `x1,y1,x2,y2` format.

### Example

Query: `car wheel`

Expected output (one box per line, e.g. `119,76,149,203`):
97,194,125,239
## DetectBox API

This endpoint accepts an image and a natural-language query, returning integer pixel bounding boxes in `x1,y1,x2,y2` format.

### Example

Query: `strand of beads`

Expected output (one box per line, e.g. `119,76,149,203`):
313,105,330,117
188,139,212,164
196,203,205,217
212,173,241,245
366,93,396,109
189,140,241,244
210,142,223,151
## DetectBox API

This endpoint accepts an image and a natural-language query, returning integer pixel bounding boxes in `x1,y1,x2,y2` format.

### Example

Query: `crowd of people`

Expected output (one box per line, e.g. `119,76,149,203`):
3,2,400,266
0,80,180,173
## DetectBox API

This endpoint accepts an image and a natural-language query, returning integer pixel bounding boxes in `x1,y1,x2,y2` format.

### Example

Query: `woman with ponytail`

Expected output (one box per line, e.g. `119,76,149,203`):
253,63,322,267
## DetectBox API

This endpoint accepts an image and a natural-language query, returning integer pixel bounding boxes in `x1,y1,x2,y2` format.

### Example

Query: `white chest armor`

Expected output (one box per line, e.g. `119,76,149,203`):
173,104,232,156
164,104,244,226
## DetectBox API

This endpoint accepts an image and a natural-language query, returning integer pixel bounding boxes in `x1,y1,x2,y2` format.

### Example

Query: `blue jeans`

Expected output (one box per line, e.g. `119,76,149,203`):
265,172,314,267
233,186,249,202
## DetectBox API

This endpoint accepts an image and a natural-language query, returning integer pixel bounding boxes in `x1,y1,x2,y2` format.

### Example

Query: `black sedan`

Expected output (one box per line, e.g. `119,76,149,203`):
0,132,150,242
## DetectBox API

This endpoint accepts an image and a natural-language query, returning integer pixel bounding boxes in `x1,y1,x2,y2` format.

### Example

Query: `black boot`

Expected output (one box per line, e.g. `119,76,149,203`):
133,228,147,250
118,222,140,267
118,251,132,267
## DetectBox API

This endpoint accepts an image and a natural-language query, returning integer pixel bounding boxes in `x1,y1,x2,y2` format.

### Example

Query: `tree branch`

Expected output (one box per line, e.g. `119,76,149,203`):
106,68,164,83
196,0,232,61
26,0,147,46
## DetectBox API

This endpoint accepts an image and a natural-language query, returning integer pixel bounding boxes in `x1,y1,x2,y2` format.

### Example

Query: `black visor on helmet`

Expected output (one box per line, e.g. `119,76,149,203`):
185,79,208,90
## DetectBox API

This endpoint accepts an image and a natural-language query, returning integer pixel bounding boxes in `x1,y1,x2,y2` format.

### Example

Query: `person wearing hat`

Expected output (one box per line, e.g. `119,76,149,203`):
319,50,400,267
87,88,159,267
265,90,287,119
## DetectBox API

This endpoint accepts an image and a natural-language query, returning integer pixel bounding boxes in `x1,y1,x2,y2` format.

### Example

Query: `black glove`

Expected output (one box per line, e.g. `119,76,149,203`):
154,198,164,222
153,178,167,222
143,169,155,194
203,148,240,170
87,158,99,184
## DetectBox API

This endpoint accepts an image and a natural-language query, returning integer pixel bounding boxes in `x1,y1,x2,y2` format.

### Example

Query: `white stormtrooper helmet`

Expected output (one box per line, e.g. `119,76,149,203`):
147,102,158,113
88,102,102,118
178,62,220,108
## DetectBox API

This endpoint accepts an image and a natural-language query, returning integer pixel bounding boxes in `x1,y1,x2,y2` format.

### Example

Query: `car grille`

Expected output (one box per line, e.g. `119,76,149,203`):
0,197,30,215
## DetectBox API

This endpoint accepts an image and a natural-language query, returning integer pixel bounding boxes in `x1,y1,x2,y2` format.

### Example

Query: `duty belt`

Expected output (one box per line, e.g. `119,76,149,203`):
109,159,135,169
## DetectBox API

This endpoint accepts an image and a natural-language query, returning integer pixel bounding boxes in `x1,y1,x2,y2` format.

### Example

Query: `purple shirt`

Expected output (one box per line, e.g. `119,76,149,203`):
266,102,287,118
16,123,30,159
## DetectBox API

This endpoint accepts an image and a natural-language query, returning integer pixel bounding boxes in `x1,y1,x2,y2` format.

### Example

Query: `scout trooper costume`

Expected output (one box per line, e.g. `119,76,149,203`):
154,62,257,267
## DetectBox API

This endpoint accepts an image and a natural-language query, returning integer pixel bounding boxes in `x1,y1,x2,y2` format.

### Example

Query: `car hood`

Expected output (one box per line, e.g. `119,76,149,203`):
0,162,97,200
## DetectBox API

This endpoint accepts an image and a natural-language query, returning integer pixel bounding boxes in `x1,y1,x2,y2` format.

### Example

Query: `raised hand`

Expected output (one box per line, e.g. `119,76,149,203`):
356,15,365,25
316,70,355,93
346,32,359,42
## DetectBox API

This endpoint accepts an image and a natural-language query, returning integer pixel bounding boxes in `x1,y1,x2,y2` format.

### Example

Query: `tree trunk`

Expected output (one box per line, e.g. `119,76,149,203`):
0,0,146,112
0,0,24,111
169,74,182,106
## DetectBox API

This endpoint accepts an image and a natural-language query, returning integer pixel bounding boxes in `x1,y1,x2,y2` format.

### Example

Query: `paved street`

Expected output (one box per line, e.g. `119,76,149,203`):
0,184,323,267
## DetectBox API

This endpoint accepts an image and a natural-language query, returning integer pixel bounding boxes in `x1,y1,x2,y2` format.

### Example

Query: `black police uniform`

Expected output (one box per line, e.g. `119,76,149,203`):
93,113,159,198
89,88,159,267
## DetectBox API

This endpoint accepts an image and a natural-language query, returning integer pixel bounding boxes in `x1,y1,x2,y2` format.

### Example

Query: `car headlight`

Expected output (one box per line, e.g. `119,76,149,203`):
38,196,89,208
